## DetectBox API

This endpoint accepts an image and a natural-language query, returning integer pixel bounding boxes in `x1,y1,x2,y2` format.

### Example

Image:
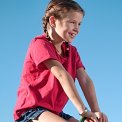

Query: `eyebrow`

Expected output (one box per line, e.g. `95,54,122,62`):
69,19,82,23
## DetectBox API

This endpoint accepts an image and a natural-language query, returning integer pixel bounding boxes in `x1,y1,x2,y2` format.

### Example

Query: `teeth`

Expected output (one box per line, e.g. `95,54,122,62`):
72,34,75,36
68,32,76,39
70,33,75,37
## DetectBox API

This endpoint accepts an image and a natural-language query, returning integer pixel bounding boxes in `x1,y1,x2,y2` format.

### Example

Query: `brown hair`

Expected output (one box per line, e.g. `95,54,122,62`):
42,0,85,36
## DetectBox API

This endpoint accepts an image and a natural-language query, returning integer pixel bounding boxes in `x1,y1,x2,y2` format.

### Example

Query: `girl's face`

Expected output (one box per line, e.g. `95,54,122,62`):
54,11,83,43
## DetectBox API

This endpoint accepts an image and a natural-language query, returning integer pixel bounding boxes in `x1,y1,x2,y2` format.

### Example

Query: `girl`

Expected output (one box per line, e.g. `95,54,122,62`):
14,0,108,122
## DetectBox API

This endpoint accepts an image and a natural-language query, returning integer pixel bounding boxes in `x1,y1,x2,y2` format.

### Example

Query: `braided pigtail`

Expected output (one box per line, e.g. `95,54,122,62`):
42,16,49,38
42,1,58,39
65,41,69,57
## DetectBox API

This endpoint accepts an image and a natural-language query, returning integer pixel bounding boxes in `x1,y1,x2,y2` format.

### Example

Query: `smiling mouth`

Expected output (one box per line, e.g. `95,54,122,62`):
68,33,76,38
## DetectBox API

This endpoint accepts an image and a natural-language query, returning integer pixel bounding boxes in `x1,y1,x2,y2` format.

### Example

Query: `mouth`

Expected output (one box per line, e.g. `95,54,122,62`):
68,32,76,39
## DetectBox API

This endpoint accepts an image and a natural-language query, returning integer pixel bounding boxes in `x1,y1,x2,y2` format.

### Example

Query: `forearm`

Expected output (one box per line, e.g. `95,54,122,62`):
59,71,85,113
60,73,100,121
51,65,85,114
82,78,100,112
77,68,100,112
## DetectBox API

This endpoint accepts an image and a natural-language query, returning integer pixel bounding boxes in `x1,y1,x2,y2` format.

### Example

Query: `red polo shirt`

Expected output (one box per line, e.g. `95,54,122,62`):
14,34,84,120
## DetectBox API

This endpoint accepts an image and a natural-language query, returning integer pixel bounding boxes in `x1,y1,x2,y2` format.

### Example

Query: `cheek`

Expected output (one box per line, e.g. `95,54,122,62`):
57,26,68,36
62,26,71,35
55,23,72,40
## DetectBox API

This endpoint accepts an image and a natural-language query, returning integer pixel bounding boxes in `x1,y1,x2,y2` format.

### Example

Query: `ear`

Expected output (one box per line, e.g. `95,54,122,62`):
49,16,56,27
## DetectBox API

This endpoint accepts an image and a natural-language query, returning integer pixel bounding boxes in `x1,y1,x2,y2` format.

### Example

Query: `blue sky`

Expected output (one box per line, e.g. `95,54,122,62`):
0,0,122,122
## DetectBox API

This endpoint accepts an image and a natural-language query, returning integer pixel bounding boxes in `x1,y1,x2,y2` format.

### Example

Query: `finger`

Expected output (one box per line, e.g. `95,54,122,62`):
88,120,94,122
84,118,92,122
93,118,98,122
94,115,99,122
98,117,102,122
86,119,94,122
84,119,93,122
94,112,101,119
91,117,98,122
102,113,108,122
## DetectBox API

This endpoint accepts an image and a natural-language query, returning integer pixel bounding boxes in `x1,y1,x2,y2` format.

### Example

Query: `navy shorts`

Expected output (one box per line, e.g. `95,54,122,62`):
15,107,73,122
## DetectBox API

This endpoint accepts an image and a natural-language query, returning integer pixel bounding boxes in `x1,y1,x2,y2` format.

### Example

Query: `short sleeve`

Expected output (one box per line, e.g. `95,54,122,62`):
75,49,85,69
30,39,57,66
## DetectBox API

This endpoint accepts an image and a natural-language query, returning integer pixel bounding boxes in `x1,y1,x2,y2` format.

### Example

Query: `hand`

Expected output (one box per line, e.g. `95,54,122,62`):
94,112,108,122
81,110,98,122
84,119,94,122
83,118,97,122
84,118,94,122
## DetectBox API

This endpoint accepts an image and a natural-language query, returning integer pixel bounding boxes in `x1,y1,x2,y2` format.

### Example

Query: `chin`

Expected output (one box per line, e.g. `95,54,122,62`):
64,37,74,43
68,39,74,43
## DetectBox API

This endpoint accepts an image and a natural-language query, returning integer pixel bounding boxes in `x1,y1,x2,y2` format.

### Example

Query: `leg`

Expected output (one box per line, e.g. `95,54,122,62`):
68,117,79,122
68,117,93,122
31,111,68,122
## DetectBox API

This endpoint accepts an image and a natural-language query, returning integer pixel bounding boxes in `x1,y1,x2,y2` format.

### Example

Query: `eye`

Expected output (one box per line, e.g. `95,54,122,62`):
79,22,81,26
70,21,75,24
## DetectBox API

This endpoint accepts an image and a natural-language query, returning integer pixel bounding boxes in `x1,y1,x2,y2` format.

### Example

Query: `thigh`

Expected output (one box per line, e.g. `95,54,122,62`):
31,111,68,122
68,117,93,122
68,117,79,122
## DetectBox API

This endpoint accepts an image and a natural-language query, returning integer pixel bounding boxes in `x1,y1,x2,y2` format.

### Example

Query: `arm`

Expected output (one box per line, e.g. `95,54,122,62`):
43,59,85,114
43,59,99,122
77,68,108,122
76,67,100,112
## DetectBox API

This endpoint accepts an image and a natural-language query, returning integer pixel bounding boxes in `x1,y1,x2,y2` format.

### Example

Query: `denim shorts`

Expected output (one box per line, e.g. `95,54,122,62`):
15,107,73,122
